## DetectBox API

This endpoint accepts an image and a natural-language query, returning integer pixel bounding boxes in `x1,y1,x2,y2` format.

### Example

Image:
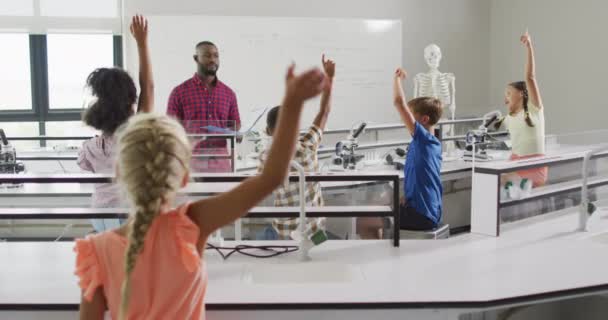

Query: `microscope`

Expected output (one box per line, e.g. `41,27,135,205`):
0,129,26,188
333,122,367,170
462,111,504,161
384,147,408,170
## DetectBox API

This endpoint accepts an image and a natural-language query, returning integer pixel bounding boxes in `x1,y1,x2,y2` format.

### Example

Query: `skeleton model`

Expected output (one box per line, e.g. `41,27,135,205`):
414,44,456,128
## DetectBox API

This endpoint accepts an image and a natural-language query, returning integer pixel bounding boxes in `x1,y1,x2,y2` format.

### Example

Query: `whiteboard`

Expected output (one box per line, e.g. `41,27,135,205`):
126,16,402,131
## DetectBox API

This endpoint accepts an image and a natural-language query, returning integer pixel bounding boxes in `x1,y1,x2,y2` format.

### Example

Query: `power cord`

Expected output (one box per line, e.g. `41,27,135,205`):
206,242,298,260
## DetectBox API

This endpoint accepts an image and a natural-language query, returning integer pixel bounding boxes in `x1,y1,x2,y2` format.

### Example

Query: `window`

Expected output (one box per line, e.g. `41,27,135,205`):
47,34,114,110
0,33,32,110
0,122,39,149
0,0,34,16
45,121,98,148
0,0,121,33
0,0,122,148
0,33,121,147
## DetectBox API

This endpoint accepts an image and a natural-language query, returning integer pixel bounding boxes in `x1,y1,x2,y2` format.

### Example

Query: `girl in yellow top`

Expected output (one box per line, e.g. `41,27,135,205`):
496,31,548,187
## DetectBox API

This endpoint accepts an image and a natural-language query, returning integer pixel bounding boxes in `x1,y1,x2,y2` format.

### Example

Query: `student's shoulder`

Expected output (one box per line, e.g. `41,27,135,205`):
79,136,101,154
82,135,114,154
306,125,322,137
413,123,440,145
412,122,429,138
299,125,323,147
76,229,119,253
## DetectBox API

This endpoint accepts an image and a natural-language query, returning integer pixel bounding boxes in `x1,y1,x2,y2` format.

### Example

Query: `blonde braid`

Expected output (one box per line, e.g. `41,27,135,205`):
115,114,191,320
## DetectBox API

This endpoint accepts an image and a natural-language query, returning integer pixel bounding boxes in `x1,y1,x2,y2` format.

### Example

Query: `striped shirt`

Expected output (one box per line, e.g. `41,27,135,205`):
258,126,325,238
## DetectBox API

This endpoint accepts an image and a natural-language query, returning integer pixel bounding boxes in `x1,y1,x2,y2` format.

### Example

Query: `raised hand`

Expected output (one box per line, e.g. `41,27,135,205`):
395,67,407,81
521,29,543,108
520,30,532,48
131,14,153,113
285,64,327,103
322,54,336,79
392,67,415,135
130,14,148,45
393,67,407,107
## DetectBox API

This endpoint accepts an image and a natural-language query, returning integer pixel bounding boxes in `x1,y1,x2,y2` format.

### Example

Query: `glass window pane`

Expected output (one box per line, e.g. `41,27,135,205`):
0,122,39,149
47,34,114,109
0,0,34,16
40,0,118,18
45,121,98,148
0,34,32,111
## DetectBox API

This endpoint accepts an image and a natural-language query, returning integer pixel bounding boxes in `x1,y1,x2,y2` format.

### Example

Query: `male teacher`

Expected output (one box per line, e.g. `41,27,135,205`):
167,41,241,172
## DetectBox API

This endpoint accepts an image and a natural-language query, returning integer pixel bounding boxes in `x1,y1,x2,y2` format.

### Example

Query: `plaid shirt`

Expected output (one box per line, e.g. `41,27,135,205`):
167,74,240,150
258,126,325,239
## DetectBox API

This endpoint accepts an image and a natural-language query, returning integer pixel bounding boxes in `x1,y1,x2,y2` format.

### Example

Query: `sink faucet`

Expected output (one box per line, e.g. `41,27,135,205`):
290,160,312,261
579,145,608,231
289,161,328,261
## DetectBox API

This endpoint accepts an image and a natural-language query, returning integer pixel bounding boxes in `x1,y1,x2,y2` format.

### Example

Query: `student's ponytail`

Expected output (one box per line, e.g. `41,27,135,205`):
115,114,191,320
522,89,534,128
509,81,534,128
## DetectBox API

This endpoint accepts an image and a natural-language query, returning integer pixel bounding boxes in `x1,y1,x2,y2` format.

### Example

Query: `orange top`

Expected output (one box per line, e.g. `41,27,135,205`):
74,203,207,319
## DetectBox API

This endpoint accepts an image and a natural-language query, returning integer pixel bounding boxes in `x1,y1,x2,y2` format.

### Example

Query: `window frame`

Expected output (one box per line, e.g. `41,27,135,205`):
0,34,122,145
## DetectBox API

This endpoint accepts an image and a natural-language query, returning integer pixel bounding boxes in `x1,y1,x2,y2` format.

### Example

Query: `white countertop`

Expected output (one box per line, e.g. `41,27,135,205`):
0,162,470,197
1,207,607,309
18,141,608,175
473,144,608,173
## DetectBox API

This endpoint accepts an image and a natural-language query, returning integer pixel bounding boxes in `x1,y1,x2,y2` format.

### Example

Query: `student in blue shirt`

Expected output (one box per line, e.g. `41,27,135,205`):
393,68,443,230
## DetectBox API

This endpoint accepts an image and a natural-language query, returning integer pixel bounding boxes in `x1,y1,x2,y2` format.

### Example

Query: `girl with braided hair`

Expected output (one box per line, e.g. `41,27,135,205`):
74,64,329,319
495,31,548,188
77,15,154,232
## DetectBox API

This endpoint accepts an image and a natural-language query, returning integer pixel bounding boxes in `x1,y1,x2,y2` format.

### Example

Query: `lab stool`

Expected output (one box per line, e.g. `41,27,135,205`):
399,223,450,240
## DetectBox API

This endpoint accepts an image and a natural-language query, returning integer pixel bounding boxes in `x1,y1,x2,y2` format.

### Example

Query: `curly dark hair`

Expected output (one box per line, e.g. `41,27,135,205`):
82,68,137,135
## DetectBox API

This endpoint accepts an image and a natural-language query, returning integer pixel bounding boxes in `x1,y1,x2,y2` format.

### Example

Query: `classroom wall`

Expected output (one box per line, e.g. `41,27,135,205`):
124,0,492,121
489,0,607,134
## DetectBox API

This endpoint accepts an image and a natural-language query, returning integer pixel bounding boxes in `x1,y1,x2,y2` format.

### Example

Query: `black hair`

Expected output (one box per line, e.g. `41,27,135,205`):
195,41,217,50
82,67,137,136
494,81,534,130
266,106,281,135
